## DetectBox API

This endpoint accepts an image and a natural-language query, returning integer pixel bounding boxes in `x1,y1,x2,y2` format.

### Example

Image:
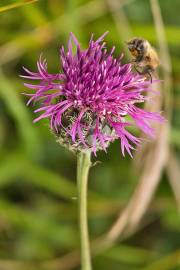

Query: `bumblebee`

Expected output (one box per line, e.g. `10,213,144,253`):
126,38,159,82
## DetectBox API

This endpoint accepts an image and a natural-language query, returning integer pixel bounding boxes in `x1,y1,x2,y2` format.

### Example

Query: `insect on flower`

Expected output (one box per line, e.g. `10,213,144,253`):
22,32,164,156
126,37,159,83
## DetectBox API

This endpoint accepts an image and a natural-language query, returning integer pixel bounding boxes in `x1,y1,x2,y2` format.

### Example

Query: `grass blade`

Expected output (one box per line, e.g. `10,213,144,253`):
0,0,38,13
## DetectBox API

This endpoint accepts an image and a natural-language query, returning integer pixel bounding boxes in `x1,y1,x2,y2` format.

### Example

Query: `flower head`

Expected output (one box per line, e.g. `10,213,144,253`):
22,32,164,156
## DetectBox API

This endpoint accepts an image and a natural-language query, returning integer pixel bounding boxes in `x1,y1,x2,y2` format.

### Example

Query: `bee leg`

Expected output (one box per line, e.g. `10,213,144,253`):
134,65,142,74
126,59,137,64
145,71,152,83
134,66,153,83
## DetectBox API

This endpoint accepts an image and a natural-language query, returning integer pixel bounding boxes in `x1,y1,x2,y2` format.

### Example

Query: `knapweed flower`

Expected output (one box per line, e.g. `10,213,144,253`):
22,32,164,156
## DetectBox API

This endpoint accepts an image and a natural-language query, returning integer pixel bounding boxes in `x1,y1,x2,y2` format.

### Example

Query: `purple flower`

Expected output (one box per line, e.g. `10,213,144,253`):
22,32,164,156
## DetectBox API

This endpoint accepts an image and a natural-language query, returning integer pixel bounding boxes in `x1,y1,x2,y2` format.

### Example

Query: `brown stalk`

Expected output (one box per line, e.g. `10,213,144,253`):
166,149,180,212
150,0,180,209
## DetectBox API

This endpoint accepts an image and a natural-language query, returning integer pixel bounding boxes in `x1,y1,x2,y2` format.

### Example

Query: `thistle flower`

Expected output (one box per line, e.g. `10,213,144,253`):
22,32,164,156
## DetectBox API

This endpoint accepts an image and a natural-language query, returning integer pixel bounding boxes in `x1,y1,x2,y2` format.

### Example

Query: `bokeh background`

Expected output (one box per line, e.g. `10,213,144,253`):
0,0,180,270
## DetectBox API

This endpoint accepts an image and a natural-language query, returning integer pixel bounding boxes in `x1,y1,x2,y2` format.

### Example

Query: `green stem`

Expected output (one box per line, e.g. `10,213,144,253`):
77,151,92,270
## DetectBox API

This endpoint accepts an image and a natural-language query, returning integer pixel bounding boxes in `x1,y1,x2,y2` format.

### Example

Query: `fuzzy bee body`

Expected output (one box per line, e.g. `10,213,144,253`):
127,38,159,82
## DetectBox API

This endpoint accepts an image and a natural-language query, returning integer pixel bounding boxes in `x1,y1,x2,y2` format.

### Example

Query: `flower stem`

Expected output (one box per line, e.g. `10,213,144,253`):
77,151,92,270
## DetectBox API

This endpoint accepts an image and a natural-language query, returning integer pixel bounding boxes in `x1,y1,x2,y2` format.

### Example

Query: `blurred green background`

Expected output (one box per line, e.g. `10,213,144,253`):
0,0,179,270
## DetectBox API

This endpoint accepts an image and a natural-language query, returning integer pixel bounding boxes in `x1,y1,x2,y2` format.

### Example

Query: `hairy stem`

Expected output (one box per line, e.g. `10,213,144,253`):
77,151,92,270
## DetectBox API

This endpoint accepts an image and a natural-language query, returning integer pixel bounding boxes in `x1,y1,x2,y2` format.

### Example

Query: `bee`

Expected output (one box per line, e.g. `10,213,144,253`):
126,38,159,82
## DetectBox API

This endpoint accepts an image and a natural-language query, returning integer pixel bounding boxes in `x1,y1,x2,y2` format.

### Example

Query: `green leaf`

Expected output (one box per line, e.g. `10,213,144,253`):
0,71,41,157
0,151,77,200
142,250,180,270
0,199,78,250
0,0,38,13
101,244,155,265
25,162,77,199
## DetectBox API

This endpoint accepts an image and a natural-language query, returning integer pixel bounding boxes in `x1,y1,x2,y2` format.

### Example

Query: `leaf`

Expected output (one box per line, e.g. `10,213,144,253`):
25,162,77,199
0,151,77,200
21,1,47,26
142,250,180,270
0,0,38,13
0,199,78,249
0,151,27,187
101,244,155,265
0,71,41,157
